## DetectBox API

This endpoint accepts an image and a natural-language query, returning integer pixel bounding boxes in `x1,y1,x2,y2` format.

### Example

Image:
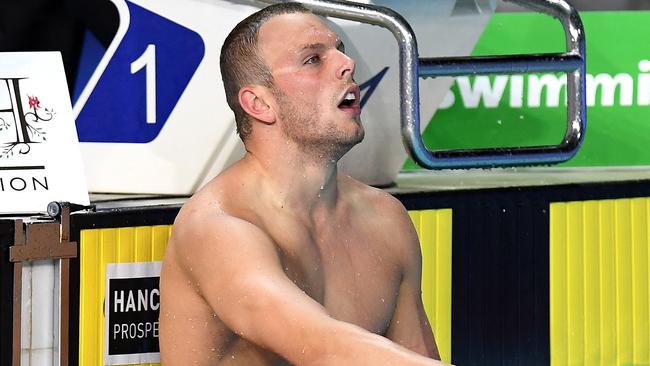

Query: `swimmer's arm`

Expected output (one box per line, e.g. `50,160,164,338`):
175,213,448,366
382,197,441,359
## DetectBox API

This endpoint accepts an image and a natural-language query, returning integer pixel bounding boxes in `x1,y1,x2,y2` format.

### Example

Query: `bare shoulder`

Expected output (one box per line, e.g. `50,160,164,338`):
171,189,256,254
174,159,259,231
165,163,265,273
342,177,417,239
341,175,412,226
342,176,421,275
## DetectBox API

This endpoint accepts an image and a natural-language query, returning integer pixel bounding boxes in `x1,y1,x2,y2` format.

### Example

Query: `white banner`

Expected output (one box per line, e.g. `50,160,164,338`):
0,52,89,214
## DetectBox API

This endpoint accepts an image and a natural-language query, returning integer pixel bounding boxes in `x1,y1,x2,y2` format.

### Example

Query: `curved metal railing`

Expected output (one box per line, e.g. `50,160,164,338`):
258,0,586,169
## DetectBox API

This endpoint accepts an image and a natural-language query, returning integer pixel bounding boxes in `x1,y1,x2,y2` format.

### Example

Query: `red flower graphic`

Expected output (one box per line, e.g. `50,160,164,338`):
28,95,40,110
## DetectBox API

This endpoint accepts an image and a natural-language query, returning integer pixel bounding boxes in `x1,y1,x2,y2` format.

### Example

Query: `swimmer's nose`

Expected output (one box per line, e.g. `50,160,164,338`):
336,52,355,81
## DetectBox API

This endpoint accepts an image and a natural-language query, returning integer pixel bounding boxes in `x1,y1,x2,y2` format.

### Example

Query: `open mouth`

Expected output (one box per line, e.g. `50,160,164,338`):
338,92,356,107
338,87,360,112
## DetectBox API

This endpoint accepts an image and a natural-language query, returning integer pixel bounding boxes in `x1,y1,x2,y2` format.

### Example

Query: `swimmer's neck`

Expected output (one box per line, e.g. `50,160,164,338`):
242,147,343,217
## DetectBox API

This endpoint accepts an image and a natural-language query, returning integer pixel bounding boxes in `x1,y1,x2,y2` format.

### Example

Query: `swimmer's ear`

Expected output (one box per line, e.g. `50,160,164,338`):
238,86,276,124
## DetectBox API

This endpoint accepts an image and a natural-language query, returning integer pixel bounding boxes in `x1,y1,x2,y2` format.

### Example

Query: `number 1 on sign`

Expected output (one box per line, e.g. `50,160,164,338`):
130,44,157,124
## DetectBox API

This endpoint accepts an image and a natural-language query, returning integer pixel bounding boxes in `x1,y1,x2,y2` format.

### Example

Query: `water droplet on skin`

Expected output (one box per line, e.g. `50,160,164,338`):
381,298,385,303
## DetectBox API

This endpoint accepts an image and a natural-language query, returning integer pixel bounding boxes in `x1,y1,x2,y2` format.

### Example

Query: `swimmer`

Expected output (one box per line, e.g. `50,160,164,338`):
160,3,449,365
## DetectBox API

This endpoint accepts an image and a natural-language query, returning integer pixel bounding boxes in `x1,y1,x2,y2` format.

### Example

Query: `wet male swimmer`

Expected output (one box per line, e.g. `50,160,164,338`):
160,3,449,365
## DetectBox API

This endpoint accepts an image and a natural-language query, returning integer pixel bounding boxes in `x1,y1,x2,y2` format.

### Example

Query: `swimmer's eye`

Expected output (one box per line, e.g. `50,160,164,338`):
304,55,321,65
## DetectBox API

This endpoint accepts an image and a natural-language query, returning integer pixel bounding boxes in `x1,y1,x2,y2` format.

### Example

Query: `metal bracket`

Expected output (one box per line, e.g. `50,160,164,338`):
258,0,587,169
10,201,94,366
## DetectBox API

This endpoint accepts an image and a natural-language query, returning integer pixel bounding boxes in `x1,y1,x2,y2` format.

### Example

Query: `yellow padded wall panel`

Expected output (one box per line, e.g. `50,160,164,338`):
632,200,650,363
79,225,172,366
550,198,650,366
409,209,453,363
583,200,600,366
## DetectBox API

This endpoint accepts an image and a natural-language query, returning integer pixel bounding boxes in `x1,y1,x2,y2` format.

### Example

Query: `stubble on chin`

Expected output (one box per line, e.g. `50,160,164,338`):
275,91,363,161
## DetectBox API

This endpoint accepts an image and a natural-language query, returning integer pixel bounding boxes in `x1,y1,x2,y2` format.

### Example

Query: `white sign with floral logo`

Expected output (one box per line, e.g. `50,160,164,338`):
0,52,89,214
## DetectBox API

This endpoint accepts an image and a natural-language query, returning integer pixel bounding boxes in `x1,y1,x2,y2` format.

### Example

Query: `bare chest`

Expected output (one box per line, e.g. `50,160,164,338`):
272,226,402,335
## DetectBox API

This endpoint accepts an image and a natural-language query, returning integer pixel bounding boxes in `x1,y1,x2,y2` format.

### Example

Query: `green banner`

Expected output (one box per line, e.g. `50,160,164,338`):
405,11,650,169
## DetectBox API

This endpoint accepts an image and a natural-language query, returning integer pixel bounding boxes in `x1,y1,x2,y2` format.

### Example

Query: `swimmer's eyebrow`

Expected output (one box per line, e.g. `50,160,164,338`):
297,38,345,53
298,43,327,52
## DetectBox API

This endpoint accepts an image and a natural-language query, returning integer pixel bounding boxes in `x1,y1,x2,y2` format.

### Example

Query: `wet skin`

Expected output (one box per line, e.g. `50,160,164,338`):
160,12,444,366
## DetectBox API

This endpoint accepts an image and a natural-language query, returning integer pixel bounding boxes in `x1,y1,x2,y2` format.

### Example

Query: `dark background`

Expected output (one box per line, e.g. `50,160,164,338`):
0,0,118,93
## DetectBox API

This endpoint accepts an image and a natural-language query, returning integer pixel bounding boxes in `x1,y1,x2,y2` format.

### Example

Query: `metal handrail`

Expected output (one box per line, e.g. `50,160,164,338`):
257,0,587,169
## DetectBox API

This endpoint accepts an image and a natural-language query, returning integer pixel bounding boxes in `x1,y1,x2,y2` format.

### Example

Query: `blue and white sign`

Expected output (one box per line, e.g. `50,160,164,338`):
76,1,204,143
73,0,494,193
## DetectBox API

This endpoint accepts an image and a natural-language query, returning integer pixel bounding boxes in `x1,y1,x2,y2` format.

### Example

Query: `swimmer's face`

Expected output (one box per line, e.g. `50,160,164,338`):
258,12,364,155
